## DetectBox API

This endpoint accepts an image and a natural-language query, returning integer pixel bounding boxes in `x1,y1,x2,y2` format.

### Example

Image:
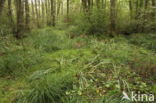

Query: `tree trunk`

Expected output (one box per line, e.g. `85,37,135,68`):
110,0,117,36
57,0,61,16
61,1,63,15
41,0,45,24
67,0,69,20
45,0,48,25
25,0,30,31
8,0,15,33
16,0,24,38
135,0,139,19
129,0,133,19
101,0,104,8
51,0,56,26
0,0,6,16
38,0,41,19
152,0,156,6
82,0,87,12
96,0,100,9
152,0,156,19
35,0,40,27
144,0,149,9
31,0,35,25
47,0,51,25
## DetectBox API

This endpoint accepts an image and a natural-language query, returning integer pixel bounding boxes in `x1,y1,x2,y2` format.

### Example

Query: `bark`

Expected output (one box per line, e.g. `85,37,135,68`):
152,0,156,19
31,0,35,18
51,0,56,26
96,0,100,9
8,0,15,33
25,0,30,31
41,0,45,23
67,0,69,19
135,0,139,19
16,0,24,38
144,0,149,9
110,0,117,36
45,0,49,25
82,0,87,12
61,1,63,15
152,0,156,7
38,0,41,18
57,0,61,16
101,0,104,8
129,0,133,19
35,0,40,27
47,0,51,25
139,0,144,8
0,0,6,16
82,0,91,13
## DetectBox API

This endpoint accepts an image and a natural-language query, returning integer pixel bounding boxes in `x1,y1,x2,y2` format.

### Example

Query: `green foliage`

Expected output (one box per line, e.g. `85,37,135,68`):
25,72,74,103
117,8,156,34
0,27,156,103
0,11,12,36
0,36,41,76
0,51,41,76
128,33,156,51
28,28,72,52
67,9,109,35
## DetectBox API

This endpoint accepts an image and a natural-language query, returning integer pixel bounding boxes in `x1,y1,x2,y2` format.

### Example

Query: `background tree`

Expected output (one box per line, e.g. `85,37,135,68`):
25,0,30,31
67,0,69,20
8,0,15,33
110,0,117,36
0,0,6,16
51,0,56,26
16,0,24,38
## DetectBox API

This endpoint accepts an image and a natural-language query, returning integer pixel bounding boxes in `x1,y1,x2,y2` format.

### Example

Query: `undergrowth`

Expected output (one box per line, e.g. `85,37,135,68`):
0,27,155,103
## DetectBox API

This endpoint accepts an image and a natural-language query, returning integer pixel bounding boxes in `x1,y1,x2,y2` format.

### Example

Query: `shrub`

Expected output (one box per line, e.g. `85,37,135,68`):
25,71,75,103
28,28,72,52
68,9,109,35
0,51,41,77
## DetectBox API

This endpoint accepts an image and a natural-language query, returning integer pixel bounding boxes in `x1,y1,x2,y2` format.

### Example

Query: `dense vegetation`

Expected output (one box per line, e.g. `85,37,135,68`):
0,0,156,103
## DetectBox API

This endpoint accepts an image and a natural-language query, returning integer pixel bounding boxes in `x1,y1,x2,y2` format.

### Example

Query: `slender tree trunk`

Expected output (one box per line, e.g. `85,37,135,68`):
31,0,35,25
96,0,100,9
0,0,6,16
41,0,45,24
51,0,56,26
61,1,63,15
139,0,144,8
25,0,30,31
45,0,48,25
67,0,69,20
57,1,61,16
16,0,24,38
35,0,39,27
135,0,139,19
152,0,156,19
8,0,15,33
144,0,149,9
110,0,117,36
47,0,51,25
38,0,41,19
88,0,91,10
152,0,156,6
129,0,133,19
82,0,87,12
101,0,104,8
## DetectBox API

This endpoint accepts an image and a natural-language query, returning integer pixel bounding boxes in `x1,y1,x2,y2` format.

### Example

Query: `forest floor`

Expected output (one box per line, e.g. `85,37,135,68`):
0,26,156,103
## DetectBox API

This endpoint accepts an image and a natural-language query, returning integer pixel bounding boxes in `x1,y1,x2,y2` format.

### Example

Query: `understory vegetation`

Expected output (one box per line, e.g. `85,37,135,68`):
0,26,156,103
0,0,156,103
